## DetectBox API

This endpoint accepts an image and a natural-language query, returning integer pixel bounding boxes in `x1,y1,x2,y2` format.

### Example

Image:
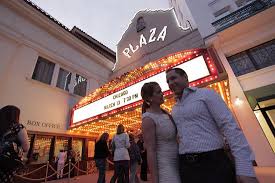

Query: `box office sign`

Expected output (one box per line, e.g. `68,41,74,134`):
72,55,210,124
26,120,61,129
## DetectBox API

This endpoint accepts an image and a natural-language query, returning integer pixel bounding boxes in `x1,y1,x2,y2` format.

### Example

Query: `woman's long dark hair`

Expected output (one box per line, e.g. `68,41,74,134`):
117,124,125,134
0,105,20,136
141,101,150,114
140,82,159,114
99,132,109,142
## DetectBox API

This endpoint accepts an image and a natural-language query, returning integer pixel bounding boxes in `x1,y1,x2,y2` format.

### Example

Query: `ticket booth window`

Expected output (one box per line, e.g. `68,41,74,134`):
72,139,83,161
31,136,52,164
54,137,69,159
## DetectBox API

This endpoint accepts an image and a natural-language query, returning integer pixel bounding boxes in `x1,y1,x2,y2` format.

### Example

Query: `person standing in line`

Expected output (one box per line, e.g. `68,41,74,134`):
56,149,67,179
136,134,147,181
0,105,30,183
128,134,141,183
166,68,258,183
140,82,181,183
110,124,130,183
94,132,110,183
67,147,76,178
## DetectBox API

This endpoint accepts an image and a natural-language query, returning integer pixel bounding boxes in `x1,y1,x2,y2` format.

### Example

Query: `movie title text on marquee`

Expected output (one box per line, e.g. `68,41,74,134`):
104,90,139,110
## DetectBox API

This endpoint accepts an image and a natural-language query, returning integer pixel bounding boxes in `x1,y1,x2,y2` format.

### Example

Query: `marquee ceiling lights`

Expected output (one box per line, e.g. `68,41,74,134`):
69,80,230,137
74,49,209,110
71,49,220,129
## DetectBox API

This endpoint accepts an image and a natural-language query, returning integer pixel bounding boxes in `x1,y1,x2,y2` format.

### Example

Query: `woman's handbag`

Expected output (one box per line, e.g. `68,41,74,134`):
111,137,116,156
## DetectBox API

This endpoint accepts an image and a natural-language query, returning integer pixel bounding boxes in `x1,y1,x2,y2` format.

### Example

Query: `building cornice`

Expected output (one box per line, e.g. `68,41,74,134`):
71,27,116,62
0,24,110,80
238,65,275,81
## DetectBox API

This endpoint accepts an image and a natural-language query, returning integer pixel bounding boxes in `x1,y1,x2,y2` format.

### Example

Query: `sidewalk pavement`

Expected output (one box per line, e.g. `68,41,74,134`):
48,167,275,183
47,171,151,183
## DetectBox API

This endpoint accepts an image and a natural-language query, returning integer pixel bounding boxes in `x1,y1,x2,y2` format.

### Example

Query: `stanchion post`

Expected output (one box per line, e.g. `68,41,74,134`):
68,159,71,183
86,161,88,175
45,161,49,183
77,161,79,176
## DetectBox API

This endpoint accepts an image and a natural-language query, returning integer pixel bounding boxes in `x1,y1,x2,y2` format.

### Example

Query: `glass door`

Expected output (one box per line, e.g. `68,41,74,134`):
262,107,275,136
31,136,52,164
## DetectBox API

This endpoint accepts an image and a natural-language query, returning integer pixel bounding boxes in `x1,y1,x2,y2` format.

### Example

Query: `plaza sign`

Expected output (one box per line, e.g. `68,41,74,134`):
72,55,210,124
122,26,168,58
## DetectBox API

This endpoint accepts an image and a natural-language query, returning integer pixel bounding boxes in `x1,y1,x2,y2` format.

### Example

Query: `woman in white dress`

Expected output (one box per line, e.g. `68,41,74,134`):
141,82,181,183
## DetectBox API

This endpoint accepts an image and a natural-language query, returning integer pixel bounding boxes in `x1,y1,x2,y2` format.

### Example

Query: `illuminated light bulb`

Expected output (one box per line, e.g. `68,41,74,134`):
234,97,244,106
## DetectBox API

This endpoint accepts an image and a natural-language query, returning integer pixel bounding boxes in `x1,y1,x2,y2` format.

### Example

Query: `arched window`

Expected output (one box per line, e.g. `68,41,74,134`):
136,17,146,32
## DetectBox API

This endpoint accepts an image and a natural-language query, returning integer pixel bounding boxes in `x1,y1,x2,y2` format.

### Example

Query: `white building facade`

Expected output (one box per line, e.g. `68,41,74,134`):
168,0,197,29
170,0,275,171
0,0,115,134
0,0,115,168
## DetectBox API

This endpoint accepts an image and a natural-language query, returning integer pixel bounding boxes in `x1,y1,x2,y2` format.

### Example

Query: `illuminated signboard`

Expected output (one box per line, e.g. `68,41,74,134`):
72,55,210,124
122,26,168,58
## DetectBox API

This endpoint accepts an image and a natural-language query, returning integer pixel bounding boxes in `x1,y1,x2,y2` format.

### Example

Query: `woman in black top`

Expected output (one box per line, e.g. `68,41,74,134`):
0,105,30,183
94,132,110,183
137,134,147,181
129,134,141,183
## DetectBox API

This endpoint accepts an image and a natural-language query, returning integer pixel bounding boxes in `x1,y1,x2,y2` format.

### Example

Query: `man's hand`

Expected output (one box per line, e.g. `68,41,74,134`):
236,175,259,183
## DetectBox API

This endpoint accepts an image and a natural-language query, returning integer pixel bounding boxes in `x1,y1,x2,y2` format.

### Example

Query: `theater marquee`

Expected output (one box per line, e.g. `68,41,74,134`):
72,52,215,125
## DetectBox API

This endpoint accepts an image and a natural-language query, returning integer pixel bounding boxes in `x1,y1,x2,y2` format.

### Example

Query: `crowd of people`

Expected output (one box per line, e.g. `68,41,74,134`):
94,68,259,183
0,68,259,183
94,124,148,183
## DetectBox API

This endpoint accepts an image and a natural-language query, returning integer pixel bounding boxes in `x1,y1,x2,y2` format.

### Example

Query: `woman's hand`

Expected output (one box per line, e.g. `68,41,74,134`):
17,127,30,152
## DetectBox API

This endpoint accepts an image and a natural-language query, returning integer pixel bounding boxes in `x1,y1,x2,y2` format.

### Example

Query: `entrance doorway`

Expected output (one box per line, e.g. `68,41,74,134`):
253,96,275,152
246,84,275,153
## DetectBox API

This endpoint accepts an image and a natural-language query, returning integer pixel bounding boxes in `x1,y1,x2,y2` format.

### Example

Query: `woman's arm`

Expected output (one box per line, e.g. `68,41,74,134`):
142,117,158,183
104,142,110,156
17,128,30,152
111,136,116,152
